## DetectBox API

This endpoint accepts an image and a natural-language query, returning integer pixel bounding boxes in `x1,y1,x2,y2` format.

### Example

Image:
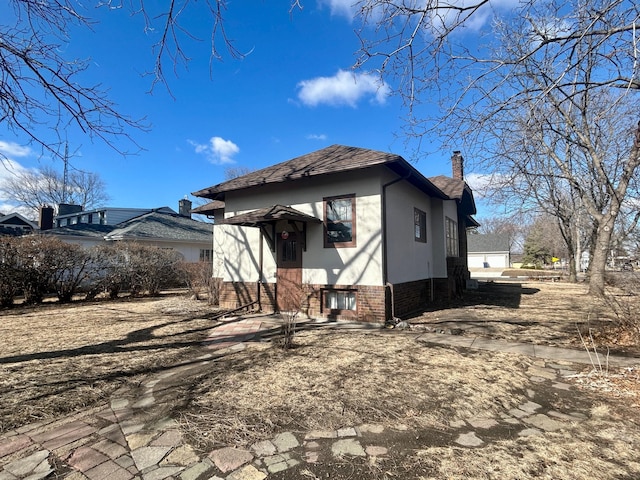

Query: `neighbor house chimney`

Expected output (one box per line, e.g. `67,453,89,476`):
39,205,54,230
452,151,464,180
179,198,192,218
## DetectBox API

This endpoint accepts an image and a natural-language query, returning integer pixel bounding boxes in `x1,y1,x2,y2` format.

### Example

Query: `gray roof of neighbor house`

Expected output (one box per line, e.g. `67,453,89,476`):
44,210,212,243
192,144,449,201
44,224,116,238
104,210,212,242
467,233,511,253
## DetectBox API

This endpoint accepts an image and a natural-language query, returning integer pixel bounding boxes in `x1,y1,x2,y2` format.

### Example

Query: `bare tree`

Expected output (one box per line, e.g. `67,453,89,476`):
355,0,640,295
1,1,146,161
0,165,109,216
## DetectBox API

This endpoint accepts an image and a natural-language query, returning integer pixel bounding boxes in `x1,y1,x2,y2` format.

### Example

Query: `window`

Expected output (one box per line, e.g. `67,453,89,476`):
446,217,459,257
280,237,298,263
324,194,356,247
199,249,212,262
414,208,426,243
323,289,357,312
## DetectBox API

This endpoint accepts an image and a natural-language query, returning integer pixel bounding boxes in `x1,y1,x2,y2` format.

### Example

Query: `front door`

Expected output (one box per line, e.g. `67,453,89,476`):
276,231,303,312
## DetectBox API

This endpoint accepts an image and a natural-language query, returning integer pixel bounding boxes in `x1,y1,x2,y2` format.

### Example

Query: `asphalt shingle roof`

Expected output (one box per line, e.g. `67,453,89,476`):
105,211,212,242
467,233,511,253
44,211,212,243
192,144,448,201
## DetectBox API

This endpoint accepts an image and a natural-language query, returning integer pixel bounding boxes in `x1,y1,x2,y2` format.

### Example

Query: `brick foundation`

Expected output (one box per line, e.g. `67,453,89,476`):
391,279,429,318
218,275,469,322
219,281,387,323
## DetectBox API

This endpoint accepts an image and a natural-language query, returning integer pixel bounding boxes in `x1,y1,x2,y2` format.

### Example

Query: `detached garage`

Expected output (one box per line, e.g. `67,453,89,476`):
467,233,510,268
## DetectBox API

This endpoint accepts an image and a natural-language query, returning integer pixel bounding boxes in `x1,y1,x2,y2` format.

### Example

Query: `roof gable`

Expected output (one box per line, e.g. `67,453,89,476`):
0,213,38,229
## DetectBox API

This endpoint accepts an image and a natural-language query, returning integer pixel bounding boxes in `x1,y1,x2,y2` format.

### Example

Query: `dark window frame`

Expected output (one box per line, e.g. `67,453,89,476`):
446,216,459,257
414,208,427,243
323,194,356,248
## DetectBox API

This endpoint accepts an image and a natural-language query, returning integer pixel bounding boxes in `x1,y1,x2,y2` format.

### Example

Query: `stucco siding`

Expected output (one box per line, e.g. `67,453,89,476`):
385,181,435,284
214,223,264,282
429,200,447,277
219,169,385,287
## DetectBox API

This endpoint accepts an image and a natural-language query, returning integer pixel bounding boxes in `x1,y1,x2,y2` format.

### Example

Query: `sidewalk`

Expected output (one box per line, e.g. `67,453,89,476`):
1,315,638,479
416,331,639,368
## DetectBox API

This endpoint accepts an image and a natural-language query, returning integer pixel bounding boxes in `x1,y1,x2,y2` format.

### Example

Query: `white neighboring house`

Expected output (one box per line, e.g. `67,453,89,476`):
467,233,511,268
193,145,478,323
43,200,213,262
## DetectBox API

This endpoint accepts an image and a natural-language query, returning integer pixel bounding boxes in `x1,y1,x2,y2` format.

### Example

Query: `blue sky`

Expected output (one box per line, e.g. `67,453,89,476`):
0,1,502,218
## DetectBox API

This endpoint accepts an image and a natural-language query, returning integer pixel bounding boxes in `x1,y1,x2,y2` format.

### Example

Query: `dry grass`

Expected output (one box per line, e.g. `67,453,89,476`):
0,294,218,432
412,279,640,355
2,282,640,479
181,330,532,449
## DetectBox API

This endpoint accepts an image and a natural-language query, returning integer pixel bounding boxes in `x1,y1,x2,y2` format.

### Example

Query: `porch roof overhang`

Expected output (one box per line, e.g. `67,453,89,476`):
222,204,321,227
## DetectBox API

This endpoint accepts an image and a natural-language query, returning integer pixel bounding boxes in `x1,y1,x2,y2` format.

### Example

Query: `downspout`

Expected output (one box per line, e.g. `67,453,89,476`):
382,171,411,320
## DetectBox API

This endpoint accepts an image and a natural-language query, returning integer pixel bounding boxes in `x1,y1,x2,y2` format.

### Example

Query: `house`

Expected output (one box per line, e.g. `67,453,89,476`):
0,212,39,236
42,200,213,263
193,145,477,323
53,199,193,228
467,233,511,269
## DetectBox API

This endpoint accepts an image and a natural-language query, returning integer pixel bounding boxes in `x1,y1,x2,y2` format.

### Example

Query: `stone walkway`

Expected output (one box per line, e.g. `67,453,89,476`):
1,315,639,479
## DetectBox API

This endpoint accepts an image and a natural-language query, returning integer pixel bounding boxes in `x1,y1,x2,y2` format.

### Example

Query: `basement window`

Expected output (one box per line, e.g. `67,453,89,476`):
323,289,357,313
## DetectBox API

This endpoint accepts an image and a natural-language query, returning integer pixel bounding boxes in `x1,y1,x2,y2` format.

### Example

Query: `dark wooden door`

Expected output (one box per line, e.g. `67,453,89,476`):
276,232,302,312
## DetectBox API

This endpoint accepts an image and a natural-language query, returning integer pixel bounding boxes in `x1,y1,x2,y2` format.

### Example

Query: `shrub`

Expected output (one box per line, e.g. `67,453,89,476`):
179,261,216,301
124,243,184,296
46,239,93,303
13,235,60,304
0,238,21,308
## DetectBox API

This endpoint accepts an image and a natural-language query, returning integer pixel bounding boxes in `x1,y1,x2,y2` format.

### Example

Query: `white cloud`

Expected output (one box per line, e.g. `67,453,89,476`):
189,137,239,165
464,172,498,199
297,70,390,108
319,0,357,19
320,0,518,33
0,159,30,184
0,141,31,158
306,134,328,141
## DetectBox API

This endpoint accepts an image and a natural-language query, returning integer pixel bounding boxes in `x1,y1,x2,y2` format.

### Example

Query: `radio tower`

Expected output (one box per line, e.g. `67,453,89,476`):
62,142,69,204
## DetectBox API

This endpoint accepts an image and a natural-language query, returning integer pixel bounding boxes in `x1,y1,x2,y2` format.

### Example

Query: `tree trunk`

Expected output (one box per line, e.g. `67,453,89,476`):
587,220,615,296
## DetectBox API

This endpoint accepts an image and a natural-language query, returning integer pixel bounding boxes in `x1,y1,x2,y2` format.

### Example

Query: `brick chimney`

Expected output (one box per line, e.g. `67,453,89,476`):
179,198,192,218
452,151,464,180
39,205,54,230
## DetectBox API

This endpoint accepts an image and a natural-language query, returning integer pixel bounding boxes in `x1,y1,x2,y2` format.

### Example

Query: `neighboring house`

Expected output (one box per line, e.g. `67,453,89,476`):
54,204,182,228
42,200,213,262
0,212,39,236
193,145,478,323
467,233,511,268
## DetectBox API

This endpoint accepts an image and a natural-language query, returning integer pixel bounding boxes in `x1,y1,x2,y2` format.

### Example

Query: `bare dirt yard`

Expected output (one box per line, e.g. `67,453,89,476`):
2,279,640,479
